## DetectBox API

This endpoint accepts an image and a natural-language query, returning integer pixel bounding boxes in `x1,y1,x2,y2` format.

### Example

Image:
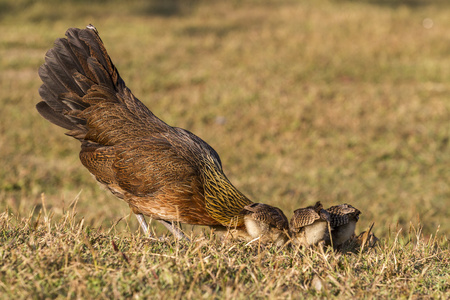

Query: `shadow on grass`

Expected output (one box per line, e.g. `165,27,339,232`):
0,0,199,22
336,0,449,8
138,0,199,17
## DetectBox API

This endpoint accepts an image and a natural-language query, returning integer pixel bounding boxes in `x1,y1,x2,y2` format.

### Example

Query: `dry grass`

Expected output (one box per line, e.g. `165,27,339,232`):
1,201,448,298
0,0,449,297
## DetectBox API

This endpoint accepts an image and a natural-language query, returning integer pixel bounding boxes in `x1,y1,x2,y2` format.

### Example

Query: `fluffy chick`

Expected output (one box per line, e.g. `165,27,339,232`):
290,201,330,247
326,204,361,247
240,203,289,246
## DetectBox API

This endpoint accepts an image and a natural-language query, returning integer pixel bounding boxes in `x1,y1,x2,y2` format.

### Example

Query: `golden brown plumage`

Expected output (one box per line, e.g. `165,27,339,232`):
289,201,330,247
36,25,282,239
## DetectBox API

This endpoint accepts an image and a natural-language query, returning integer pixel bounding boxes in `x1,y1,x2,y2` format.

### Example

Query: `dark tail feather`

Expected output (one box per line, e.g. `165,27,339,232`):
36,25,124,133
36,101,74,130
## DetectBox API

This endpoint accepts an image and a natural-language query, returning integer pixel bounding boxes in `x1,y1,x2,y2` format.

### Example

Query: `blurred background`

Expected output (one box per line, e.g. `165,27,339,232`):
0,0,448,238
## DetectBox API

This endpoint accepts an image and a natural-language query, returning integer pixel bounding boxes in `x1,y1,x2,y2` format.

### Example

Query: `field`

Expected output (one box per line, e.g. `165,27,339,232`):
0,0,449,298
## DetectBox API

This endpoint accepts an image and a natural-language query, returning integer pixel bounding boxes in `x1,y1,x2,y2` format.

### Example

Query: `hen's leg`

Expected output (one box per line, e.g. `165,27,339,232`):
135,214,189,241
135,213,152,237
158,220,190,242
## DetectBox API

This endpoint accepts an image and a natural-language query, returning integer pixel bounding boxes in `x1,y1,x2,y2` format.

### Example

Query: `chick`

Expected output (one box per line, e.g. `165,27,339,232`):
326,204,361,247
240,203,289,246
290,202,330,247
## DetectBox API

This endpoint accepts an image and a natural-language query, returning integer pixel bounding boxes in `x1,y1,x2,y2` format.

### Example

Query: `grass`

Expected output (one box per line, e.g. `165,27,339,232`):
1,202,448,298
0,0,449,298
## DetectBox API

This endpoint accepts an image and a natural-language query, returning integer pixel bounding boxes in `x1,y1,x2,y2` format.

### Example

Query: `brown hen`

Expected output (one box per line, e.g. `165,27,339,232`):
36,25,282,240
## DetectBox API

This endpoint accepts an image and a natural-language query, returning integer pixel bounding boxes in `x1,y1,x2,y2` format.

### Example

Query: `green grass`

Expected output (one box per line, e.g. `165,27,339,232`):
0,0,449,298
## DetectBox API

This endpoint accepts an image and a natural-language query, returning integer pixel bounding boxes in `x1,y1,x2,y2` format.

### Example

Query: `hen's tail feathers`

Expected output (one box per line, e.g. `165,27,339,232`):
36,25,126,139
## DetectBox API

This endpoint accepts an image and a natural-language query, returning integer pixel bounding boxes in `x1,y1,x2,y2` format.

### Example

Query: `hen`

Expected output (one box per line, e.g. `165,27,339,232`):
36,25,284,240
